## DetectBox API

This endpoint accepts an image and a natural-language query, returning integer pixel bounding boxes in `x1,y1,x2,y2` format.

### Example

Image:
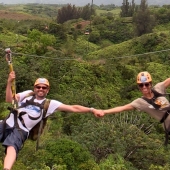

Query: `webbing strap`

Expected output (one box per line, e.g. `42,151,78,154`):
18,96,46,120
160,111,170,123
141,89,170,146
5,48,17,109
164,127,169,146
18,96,45,110
35,99,50,150
1,108,12,139
7,108,25,143
142,89,165,110
8,95,50,150
141,89,169,122
36,113,44,151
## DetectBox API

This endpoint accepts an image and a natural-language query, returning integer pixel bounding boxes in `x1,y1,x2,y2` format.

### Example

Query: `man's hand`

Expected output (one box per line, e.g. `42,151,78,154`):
93,109,105,117
8,71,15,83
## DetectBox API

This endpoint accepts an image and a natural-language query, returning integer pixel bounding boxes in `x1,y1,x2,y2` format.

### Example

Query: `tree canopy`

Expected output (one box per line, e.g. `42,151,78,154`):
0,1,170,169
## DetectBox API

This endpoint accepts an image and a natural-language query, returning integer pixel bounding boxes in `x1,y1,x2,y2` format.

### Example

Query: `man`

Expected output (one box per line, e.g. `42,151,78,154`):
3,71,103,170
97,71,170,141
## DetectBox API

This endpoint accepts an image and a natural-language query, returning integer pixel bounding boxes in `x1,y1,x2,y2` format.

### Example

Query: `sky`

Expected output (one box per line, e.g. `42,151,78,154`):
0,0,169,6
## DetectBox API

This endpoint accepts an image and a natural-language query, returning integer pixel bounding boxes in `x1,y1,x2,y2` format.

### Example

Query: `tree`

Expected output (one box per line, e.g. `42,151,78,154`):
154,7,170,24
120,0,136,17
57,4,96,24
81,3,95,20
129,0,136,16
132,0,156,36
57,4,79,24
121,0,130,17
48,22,67,41
88,31,101,44
27,29,42,42
43,138,99,170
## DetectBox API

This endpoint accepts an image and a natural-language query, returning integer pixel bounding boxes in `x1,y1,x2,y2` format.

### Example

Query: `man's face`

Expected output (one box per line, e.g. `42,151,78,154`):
34,83,49,99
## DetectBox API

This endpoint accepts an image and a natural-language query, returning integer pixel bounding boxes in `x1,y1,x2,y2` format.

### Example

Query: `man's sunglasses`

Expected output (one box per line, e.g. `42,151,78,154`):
138,83,150,88
35,86,48,90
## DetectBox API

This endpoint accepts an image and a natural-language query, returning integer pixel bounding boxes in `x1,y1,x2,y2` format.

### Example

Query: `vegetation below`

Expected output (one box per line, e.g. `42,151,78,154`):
0,1,170,169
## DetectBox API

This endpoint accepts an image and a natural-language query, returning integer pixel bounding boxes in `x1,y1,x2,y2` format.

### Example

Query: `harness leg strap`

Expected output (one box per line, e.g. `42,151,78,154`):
159,111,170,146
160,111,170,123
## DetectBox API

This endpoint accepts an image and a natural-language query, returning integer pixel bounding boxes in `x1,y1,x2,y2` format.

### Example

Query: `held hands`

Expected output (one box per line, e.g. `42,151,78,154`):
92,109,105,117
8,71,15,83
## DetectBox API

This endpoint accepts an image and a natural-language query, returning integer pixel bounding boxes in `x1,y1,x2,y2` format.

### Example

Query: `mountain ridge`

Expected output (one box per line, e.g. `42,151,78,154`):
0,0,170,6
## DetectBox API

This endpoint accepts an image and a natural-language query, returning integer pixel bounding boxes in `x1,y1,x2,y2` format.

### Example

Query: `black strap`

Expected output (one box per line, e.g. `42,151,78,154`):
142,89,165,110
18,96,46,121
0,107,12,140
158,110,170,146
35,100,50,150
7,96,49,150
7,108,25,143
18,96,45,110
141,89,168,120
151,89,165,98
160,111,170,123
141,89,170,146
164,127,170,146
18,113,27,128
8,107,22,129
36,113,44,151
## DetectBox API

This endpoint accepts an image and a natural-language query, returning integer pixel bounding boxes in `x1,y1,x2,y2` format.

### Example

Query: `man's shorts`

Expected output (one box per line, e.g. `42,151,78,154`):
0,122,28,156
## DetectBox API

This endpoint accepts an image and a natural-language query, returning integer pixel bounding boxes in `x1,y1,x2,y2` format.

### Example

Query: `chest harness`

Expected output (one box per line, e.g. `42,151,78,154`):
18,95,47,124
142,89,170,146
7,94,50,150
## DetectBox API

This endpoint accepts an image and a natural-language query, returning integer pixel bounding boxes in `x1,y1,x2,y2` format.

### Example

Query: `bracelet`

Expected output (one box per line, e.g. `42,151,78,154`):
89,107,94,113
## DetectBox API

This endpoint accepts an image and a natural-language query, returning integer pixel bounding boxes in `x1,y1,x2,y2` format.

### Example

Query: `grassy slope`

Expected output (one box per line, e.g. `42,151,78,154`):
96,7,121,16
0,4,57,21
1,4,170,64
86,31,170,61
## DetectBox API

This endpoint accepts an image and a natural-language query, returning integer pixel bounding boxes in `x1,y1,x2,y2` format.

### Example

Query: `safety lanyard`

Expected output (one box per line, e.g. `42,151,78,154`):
5,48,17,108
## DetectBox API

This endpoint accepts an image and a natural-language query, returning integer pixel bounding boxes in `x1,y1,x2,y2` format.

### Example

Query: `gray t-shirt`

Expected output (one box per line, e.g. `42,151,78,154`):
130,82,170,121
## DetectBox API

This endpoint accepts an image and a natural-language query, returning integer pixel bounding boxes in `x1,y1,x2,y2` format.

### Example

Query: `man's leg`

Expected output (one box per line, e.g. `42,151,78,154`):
3,146,16,170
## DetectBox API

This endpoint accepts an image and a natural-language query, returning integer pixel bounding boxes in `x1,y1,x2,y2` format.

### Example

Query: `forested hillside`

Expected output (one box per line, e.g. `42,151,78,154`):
0,1,170,169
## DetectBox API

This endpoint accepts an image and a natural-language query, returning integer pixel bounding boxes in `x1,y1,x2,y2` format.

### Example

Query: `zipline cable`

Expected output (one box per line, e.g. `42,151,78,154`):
1,48,170,61
107,48,170,60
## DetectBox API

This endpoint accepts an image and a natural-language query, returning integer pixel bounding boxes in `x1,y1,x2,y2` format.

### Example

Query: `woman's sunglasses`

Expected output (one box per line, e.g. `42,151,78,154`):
138,83,150,88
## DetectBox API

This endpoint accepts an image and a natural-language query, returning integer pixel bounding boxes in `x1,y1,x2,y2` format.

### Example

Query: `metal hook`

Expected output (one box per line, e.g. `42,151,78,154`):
5,48,12,65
